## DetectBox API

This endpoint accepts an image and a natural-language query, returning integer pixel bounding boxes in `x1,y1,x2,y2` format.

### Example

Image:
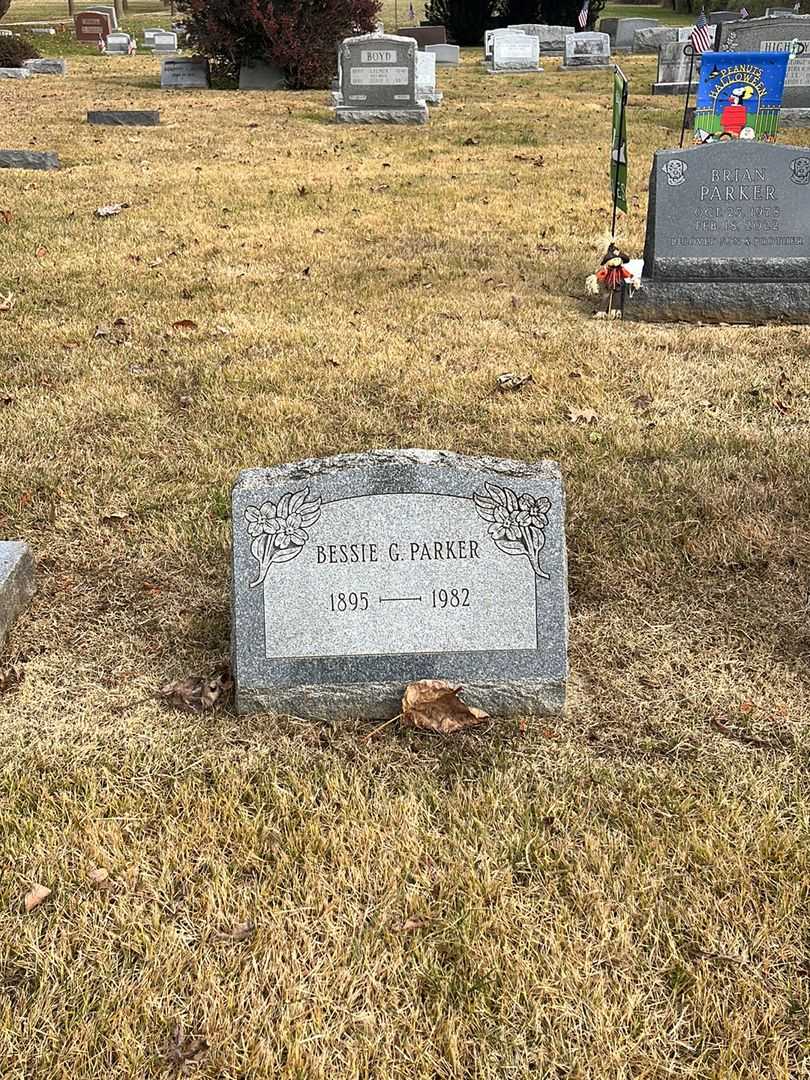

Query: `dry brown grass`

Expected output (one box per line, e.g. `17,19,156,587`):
1,49,810,1079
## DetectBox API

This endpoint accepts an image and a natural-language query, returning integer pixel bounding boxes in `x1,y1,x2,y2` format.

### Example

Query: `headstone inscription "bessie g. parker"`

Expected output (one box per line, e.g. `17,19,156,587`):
231,450,569,719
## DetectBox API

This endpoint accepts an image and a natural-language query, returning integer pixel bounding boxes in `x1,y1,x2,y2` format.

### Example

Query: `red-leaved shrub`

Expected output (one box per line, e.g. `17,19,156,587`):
177,0,381,89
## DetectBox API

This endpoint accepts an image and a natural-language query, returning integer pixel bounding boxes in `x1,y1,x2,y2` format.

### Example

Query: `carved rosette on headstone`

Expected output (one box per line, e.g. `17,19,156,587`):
231,450,569,719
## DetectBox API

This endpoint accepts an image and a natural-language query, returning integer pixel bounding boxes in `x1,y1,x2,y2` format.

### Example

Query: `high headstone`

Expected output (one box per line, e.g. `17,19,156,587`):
239,58,287,89
23,58,67,75
627,141,810,324
160,57,211,89
485,27,520,60
651,41,701,94
335,33,427,124
74,10,112,44
396,25,447,48
488,30,542,73
416,50,442,104
613,17,661,50
426,43,460,65
508,23,574,54
231,450,569,719
152,31,178,54
560,30,611,70
104,32,134,55
87,6,117,30
718,15,810,122
0,542,34,653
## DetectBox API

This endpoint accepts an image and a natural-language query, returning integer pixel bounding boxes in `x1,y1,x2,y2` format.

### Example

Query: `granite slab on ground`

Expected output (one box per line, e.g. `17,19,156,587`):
24,58,67,75
87,110,160,125
0,542,35,652
0,150,60,170
231,449,569,720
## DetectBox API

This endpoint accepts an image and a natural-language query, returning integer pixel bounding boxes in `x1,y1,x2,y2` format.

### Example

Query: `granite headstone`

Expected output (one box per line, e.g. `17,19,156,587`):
74,10,112,44
23,58,67,75
0,541,35,652
416,49,442,103
231,450,569,719
396,25,447,48
239,58,287,89
335,33,427,124
104,32,134,55
560,30,611,69
160,57,211,89
651,41,701,94
613,17,661,49
719,15,810,121
627,141,810,324
426,43,460,65
488,30,542,73
508,23,574,54
0,68,31,79
0,150,59,169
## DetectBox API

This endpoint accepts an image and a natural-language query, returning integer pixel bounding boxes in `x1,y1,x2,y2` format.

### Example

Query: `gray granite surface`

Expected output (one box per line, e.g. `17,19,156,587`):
0,542,35,652
87,110,160,125
231,450,569,720
0,150,60,170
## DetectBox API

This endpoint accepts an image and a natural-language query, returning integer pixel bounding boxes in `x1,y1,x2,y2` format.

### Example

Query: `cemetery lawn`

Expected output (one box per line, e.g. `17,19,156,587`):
2,48,810,1080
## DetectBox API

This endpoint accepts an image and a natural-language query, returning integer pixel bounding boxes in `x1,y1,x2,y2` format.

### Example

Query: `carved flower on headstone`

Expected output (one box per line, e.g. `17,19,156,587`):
245,487,321,587
473,483,551,579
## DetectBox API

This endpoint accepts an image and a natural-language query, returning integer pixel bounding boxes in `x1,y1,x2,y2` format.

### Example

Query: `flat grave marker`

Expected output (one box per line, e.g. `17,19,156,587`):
24,58,67,75
627,140,810,324
0,150,59,170
231,450,569,719
160,57,211,89
87,110,160,126
0,68,31,79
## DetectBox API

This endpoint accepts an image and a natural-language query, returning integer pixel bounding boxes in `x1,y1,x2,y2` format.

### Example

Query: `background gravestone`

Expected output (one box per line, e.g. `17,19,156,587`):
396,25,447,48
160,57,211,89
651,42,700,94
508,23,573,55
24,58,67,75
488,30,542,73
231,450,569,720
87,6,117,30
239,58,287,90
0,150,59,169
560,31,611,70
632,25,690,53
104,32,134,55
627,141,810,324
335,33,427,124
719,15,810,121
426,43,459,65
152,32,178,55
0,68,31,79
74,11,111,44
416,50,442,104
613,18,660,50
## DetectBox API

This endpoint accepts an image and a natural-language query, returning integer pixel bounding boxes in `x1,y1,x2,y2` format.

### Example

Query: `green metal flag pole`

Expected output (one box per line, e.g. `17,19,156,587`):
610,66,628,239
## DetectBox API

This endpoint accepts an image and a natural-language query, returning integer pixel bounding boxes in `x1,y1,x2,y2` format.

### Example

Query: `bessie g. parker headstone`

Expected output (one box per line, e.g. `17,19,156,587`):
231,450,569,720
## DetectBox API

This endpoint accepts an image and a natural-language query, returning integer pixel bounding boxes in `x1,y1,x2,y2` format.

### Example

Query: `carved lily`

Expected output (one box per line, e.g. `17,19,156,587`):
473,483,550,579
245,487,322,587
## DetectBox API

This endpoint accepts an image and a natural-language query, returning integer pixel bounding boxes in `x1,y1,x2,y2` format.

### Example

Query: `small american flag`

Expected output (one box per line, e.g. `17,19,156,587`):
689,9,714,54
739,5,749,16
793,1,800,11
578,0,589,28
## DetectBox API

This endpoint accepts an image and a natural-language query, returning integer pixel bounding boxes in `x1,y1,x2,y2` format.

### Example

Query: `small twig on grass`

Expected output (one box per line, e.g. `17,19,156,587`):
710,716,781,751
362,715,401,744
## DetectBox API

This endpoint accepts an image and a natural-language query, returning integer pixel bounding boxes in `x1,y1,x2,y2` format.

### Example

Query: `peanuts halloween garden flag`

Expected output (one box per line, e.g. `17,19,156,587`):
694,51,791,143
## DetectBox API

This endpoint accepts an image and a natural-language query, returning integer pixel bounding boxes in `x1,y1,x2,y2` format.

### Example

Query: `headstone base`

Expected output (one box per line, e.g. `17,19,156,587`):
238,678,565,722
24,58,67,75
421,90,443,105
485,65,544,74
560,60,612,71
334,104,429,124
651,81,690,95
0,541,35,651
626,281,810,325
777,108,810,127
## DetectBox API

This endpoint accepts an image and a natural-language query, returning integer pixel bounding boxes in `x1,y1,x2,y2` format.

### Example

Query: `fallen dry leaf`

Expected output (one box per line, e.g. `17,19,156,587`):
171,319,198,334
217,921,255,943
631,393,653,413
496,372,533,393
163,1025,209,1073
159,664,232,714
566,406,599,425
88,866,111,887
35,246,48,258
400,680,489,735
25,884,52,913
0,209,12,225
396,916,430,932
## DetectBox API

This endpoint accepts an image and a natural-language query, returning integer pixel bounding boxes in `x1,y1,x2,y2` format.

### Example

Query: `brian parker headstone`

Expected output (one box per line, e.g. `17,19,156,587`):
231,450,569,719
335,33,427,124
627,140,810,324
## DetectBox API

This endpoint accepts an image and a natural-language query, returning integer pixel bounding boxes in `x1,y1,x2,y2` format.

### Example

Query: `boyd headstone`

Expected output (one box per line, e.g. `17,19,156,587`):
335,33,427,124
160,57,211,89
0,541,35,653
627,141,810,324
560,31,611,70
488,30,542,73
719,15,810,122
651,41,700,94
231,450,569,719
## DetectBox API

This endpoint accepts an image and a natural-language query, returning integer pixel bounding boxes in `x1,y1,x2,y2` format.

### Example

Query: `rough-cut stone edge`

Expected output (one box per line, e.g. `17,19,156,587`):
0,541,35,651
87,110,161,126
24,58,67,74
232,450,568,720
625,281,810,325
559,60,612,71
0,150,60,170
485,65,544,74
334,104,428,124
0,67,32,79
